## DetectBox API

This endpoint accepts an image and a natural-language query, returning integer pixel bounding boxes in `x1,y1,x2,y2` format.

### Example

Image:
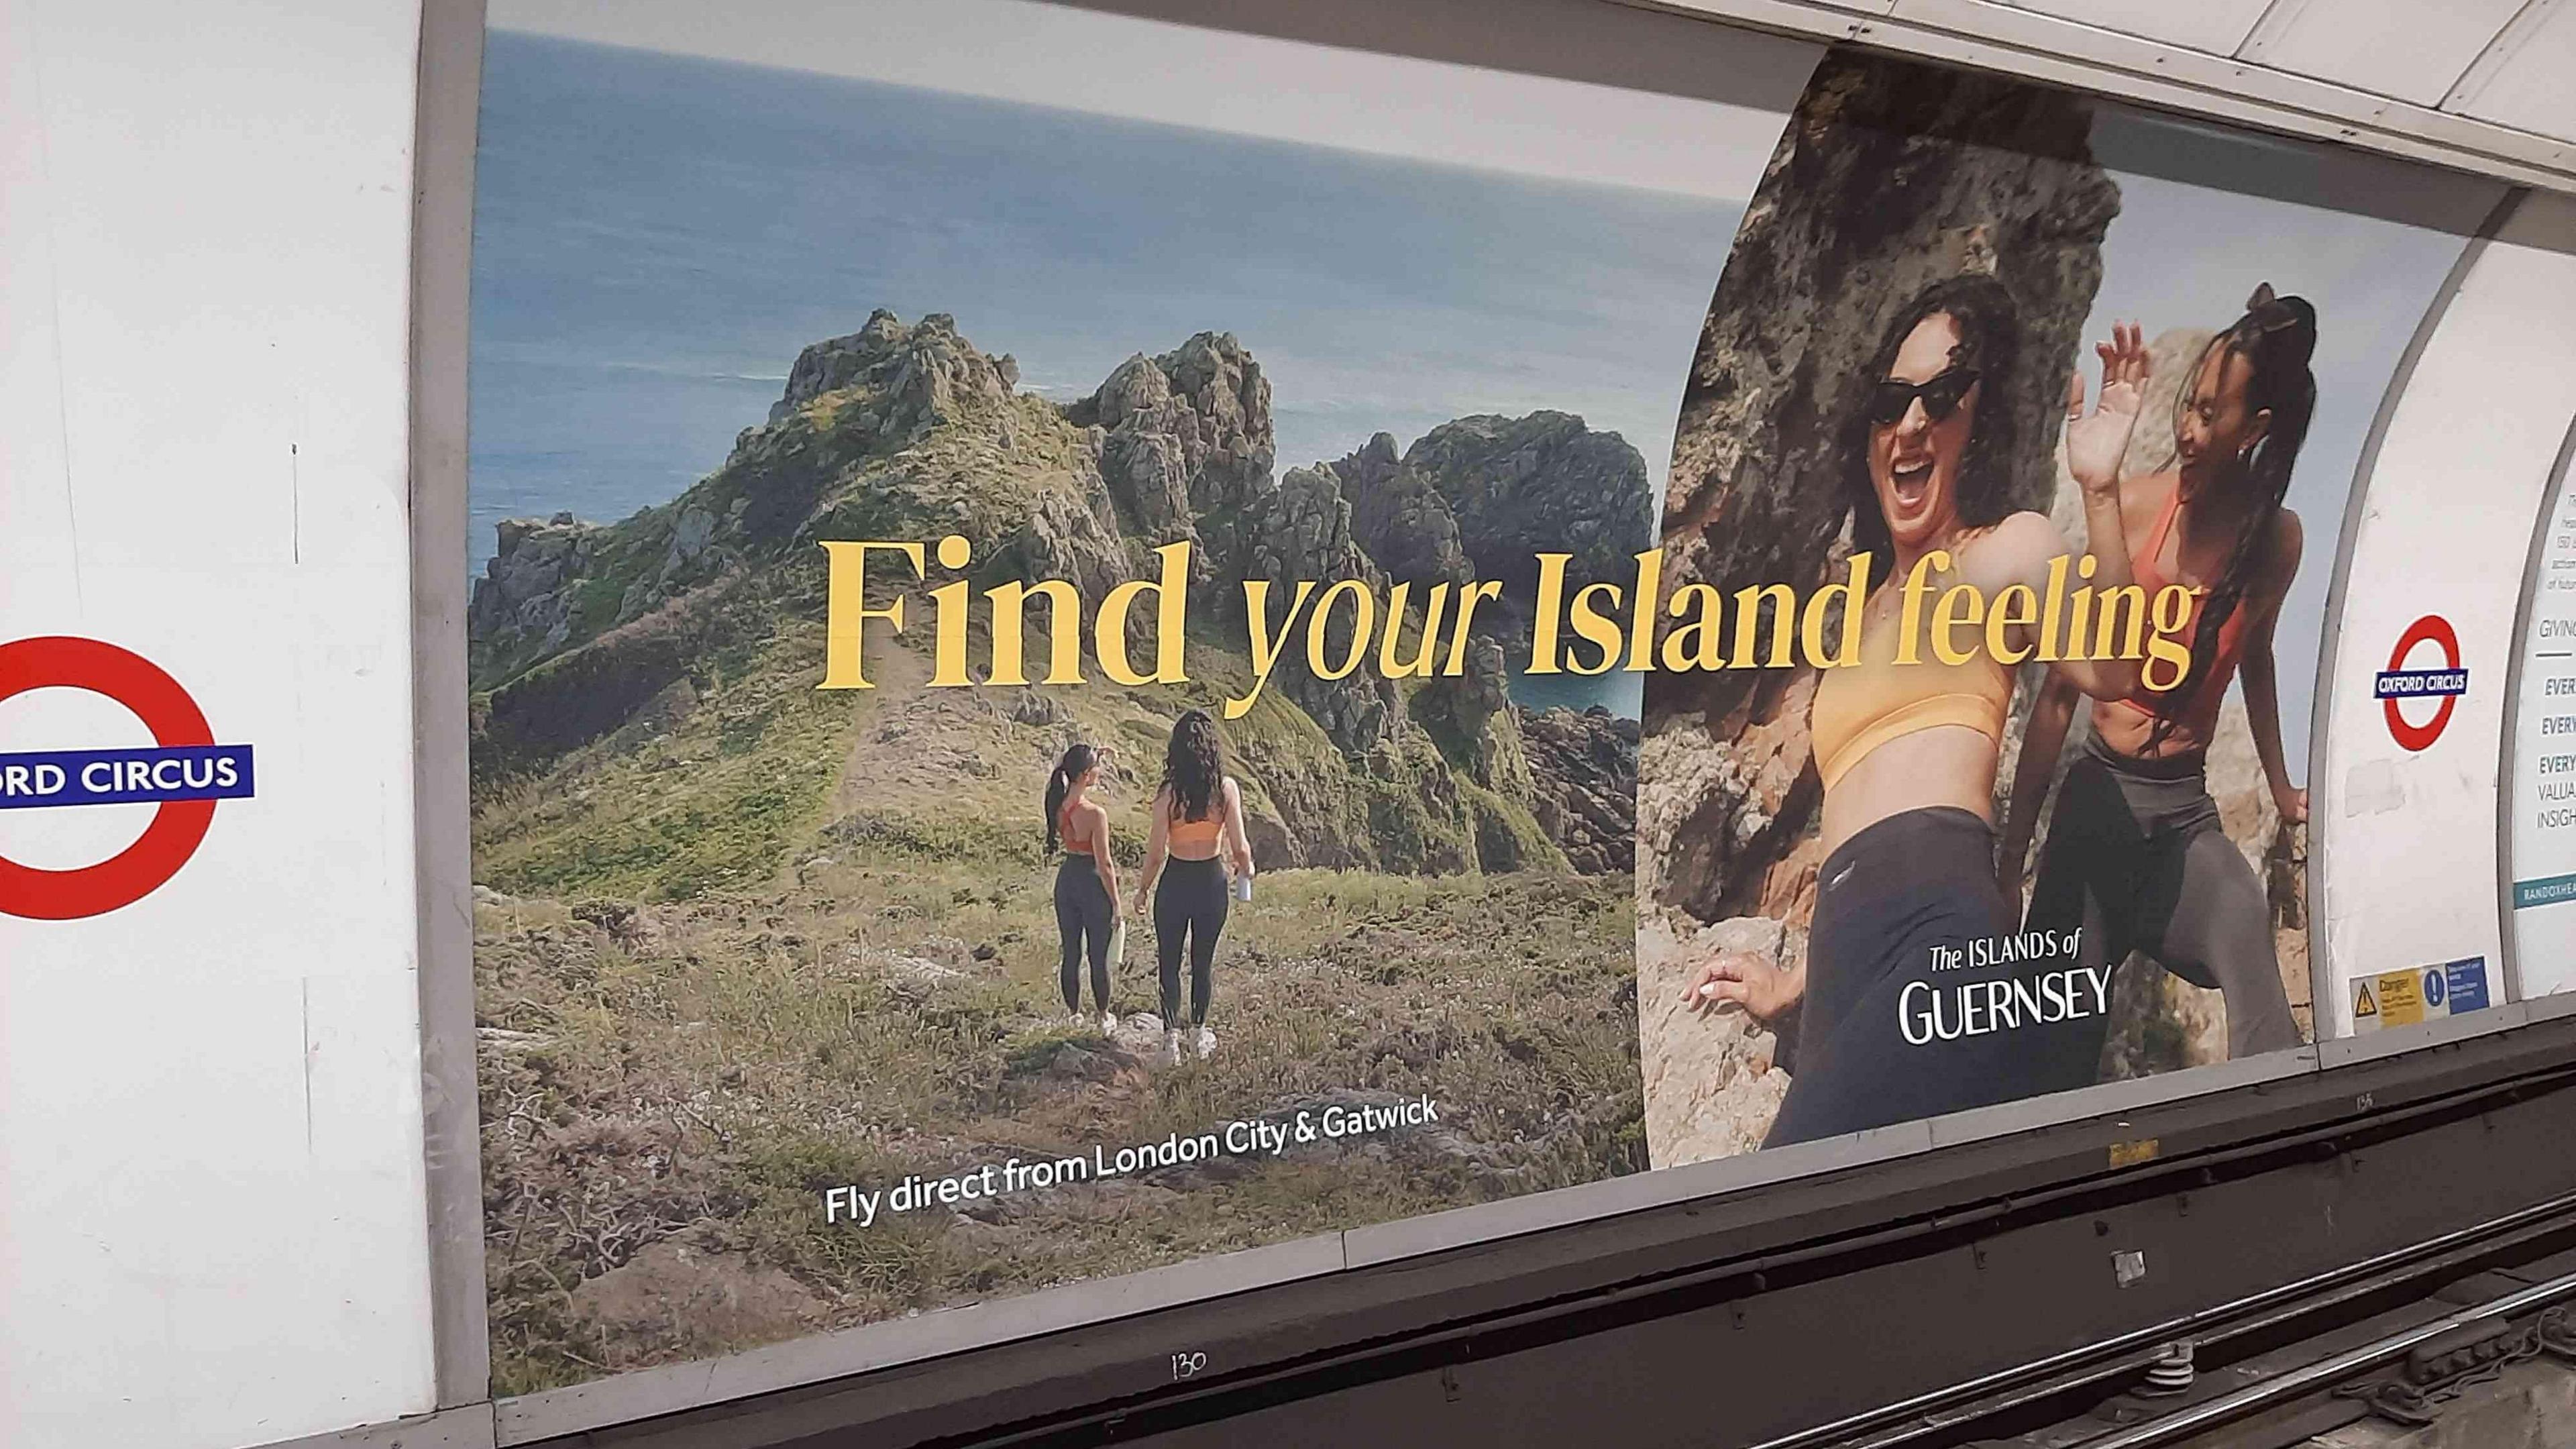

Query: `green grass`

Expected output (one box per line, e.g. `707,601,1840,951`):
474,861,1639,1391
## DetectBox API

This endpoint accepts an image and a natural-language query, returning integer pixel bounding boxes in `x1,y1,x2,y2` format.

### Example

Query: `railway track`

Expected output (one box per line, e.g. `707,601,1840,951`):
1774,1197,2576,1448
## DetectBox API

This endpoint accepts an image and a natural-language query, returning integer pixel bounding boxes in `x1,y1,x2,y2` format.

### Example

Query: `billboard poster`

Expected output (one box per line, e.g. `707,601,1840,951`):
1634,54,2489,1162
466,0,1793,1389
2509,432,2576,996
463,5,2493,1398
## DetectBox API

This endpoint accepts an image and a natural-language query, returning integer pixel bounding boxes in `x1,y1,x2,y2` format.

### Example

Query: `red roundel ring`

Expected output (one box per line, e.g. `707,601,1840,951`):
0,637,218,920
2382,614,2461,754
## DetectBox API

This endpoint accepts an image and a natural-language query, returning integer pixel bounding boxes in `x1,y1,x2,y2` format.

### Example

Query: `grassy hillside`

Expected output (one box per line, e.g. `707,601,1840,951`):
466,313,1644,1391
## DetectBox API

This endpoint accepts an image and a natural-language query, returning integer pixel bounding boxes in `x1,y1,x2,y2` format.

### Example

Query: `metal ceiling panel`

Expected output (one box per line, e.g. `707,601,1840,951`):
1632,0,2576,192
2456,0,2576,143
2241,0,2529,108
1985,0,2269,52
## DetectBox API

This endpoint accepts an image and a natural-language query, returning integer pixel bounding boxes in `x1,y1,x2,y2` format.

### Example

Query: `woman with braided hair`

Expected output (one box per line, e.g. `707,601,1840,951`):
1998,284,2318,1068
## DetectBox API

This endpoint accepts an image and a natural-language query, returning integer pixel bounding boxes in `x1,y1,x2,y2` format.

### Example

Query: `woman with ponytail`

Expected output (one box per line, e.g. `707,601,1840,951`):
1046,742,1122,1032
1999,284,2317,1069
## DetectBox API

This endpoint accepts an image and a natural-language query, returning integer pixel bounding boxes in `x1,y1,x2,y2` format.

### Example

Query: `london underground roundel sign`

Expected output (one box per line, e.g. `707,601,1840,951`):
2375,614,2469,753
0,637,256,920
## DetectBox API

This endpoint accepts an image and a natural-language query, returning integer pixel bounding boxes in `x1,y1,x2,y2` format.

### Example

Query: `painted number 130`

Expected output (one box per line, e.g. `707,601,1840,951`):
1171,1350,1208,1381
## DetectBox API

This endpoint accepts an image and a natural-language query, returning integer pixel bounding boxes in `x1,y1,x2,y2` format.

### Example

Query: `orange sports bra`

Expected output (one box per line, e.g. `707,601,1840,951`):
1810,584,2014,792
2112,486,2247,742
1168,786,1228,851
1057,800,1096,855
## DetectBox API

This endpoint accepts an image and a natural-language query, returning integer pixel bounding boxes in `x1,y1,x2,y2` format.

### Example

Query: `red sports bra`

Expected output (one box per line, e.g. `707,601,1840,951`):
2114,484,2249,743
1057,800,1097,854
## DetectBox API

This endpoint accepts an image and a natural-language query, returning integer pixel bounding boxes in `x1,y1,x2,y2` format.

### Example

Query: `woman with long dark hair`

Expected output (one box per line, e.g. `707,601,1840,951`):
1681,273,2156,1145
1046,742,1122,1032
1133,708,1254,1065
1997,285,2317,1066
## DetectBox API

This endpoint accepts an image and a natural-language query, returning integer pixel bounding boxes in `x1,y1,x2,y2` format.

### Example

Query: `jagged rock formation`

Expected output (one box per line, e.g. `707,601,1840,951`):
1236,462,1406,760
1328,413,1655,648
1333,433,1471,590
1066,331,1273,564
468,310,1645,884
1406,411,1656,620
1521,706,1640,877
1641,49,2121,930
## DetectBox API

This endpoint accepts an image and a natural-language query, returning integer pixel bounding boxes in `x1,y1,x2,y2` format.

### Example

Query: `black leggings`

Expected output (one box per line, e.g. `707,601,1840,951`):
2023,735,2302,1063
1054,855,1114,1014
1154,856,1228,1026
1767,806,2103,1148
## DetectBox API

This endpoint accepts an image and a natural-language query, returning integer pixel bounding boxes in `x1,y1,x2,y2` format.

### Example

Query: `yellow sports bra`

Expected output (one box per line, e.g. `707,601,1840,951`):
1809,593,2012,791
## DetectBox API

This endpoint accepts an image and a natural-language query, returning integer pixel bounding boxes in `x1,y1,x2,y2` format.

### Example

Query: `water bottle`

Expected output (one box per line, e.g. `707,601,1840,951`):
1108,918,1127,967
1234,868,1253,904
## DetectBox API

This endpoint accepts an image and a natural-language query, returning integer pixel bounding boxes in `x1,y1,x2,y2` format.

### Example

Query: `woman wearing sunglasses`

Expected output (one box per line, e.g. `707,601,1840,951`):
1682,273,2154,1146
1997,286,2316,1069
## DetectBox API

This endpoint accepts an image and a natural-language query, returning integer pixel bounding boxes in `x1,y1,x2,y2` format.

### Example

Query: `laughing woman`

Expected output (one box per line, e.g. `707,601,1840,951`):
1682,274,2155,1146
1997,286,2318,1068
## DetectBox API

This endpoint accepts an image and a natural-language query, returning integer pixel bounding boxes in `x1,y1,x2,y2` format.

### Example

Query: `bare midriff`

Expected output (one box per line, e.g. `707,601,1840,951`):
2090,696,2210,761
1817,722,2001,857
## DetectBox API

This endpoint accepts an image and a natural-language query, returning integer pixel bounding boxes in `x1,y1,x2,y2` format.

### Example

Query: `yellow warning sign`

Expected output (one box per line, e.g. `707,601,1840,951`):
2373,970,2426,1028
2353,980,2377,1020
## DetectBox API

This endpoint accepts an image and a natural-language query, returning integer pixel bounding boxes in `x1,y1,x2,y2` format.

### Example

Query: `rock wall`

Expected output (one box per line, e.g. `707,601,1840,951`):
1521,706,1640,877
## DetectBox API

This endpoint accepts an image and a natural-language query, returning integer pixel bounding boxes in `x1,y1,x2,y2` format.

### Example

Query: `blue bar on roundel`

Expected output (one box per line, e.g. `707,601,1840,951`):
0,745,258,810
2373,668,2470,699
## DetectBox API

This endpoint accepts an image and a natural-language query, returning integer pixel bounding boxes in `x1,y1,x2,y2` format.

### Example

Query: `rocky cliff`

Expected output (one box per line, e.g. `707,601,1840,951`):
1331,413,1655,649
468,310,1643,890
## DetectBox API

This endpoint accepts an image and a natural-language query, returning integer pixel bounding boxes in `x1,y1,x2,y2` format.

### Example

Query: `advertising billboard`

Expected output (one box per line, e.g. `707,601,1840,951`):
456,0,2517,1412
11,4,2576,1447
1638,53,2504,1161
463,0,1803,1390
2508,419,2576,994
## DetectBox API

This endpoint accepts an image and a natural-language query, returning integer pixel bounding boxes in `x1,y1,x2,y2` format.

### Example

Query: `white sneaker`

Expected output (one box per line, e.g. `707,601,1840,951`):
1065,1010,1090,1030
1100,1011,1119,1034
1161,1028,1183,1067
1192,1026,1216,1059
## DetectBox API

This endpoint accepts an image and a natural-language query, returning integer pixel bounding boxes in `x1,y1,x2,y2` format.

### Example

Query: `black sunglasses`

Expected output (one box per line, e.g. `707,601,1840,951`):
1866,366,1980,427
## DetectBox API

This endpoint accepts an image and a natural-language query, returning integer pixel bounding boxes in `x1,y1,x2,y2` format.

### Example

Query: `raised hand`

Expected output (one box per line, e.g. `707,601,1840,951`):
2065,320,2151,495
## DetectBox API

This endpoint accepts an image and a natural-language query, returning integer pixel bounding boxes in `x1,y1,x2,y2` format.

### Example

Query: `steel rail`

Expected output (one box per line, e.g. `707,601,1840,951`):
1749,1183,2576,1449
2073,1265,2576,1447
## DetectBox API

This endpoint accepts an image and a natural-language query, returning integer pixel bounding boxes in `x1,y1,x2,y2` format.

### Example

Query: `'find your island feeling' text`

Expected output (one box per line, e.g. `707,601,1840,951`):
816,537,2205,713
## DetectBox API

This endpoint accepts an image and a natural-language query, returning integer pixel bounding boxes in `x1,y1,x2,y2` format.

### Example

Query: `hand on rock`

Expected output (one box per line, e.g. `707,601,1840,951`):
1682,950,1796,1026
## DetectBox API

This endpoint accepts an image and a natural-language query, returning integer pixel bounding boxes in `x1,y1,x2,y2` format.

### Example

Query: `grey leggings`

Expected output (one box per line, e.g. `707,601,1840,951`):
1054,855,1114,1014
2024,735,2302,1062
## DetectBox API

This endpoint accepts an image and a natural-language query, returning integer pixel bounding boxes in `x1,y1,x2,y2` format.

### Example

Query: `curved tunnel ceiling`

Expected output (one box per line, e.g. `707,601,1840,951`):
1630,0,2576,193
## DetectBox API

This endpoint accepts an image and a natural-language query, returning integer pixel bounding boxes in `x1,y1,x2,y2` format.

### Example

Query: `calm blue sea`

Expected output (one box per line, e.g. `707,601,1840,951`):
468,31,1739,716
